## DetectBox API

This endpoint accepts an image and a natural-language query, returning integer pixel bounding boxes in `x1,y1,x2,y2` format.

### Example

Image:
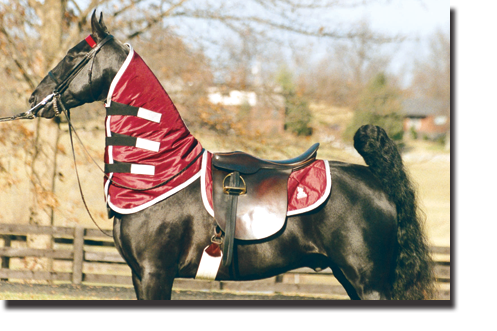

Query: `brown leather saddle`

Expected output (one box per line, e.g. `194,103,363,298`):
211,143,319,266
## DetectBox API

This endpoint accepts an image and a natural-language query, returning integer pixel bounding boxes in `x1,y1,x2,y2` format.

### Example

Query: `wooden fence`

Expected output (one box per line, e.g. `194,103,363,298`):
0,223,450,299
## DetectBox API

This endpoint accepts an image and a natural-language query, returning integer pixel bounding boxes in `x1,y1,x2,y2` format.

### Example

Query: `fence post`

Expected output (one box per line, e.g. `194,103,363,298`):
1,235,11,281
72,226,84,285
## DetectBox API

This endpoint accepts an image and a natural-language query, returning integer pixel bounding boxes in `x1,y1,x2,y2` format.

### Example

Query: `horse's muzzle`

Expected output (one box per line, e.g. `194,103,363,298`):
28,93,57,118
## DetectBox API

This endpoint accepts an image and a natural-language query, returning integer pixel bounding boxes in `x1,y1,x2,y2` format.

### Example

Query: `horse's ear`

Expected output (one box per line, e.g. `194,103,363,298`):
91,10,109,40
98,12,110,33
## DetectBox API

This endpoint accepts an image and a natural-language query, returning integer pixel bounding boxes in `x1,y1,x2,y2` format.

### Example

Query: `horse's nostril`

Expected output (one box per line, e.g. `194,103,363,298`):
28,95,36,105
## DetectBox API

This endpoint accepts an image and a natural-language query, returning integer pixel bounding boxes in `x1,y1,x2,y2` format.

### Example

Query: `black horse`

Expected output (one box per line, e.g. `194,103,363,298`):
28,12,434,300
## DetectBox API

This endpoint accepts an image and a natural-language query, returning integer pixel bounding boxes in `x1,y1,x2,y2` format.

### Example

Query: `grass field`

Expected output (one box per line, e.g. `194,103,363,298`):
407,158,451,247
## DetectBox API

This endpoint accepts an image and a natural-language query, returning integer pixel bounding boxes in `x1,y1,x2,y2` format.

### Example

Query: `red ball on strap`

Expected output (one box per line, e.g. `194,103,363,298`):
85,35,97,48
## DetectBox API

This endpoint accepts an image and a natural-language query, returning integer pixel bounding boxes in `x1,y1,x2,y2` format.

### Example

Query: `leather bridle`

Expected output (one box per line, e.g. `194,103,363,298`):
1,34,204,236
31,34,116,236
49,34,115,116
0,34,114,122
0,35,117,236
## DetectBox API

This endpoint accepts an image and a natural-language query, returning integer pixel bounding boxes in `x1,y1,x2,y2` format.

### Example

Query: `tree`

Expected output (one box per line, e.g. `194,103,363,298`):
345,73,404,142
0,0,66,276
276,65,312,136
304,20,396,107
409,29,450,107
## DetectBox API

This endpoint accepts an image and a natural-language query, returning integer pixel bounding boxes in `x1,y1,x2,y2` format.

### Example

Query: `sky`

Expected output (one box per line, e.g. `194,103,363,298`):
364,0,450,68
166,0,450,87
317,0,450,85
312,0,449,85
71,1,450,85
365,0,449,37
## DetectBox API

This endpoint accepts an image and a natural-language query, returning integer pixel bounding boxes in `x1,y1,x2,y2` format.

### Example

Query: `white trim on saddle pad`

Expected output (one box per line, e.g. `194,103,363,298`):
200,154,332,218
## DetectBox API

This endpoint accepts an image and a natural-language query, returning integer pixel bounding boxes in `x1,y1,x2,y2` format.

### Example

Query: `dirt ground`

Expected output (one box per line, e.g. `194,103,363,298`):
0,281,333,301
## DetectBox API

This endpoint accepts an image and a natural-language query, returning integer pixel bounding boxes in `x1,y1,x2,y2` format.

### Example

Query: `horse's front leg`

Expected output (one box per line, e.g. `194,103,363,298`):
132,269,175,300
134,265,177,300
114,214,180,300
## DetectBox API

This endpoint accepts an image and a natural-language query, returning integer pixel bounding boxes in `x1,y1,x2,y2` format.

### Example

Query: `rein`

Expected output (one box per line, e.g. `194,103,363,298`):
0,93,54,122
1,34,204,237
0,35,113,123
55,94,204,238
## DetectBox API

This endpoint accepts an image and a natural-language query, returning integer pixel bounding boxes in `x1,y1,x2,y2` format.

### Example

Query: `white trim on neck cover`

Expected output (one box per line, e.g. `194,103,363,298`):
106,43,134,106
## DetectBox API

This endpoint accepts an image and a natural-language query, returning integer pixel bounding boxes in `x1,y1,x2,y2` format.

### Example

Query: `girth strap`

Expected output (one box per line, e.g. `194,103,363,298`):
223,171,241,266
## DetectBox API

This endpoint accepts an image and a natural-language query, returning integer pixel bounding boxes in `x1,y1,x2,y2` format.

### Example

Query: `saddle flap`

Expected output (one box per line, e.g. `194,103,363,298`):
212,167,291,240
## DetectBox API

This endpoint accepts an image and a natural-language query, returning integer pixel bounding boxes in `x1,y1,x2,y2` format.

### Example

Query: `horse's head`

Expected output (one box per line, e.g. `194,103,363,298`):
29,11,129,118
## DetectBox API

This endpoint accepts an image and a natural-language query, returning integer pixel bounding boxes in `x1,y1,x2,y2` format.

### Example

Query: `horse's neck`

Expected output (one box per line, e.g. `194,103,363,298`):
105,45,195,144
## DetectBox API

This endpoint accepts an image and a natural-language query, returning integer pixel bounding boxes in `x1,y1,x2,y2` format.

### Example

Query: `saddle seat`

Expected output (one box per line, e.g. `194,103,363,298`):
211,143,320,266
212,143,319,174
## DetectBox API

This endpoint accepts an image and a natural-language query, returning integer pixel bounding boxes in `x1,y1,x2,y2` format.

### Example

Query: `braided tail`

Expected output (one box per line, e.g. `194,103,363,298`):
353,125,435,300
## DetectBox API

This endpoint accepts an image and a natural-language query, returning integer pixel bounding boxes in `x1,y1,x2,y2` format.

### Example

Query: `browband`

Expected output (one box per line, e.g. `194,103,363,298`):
85,35,97,48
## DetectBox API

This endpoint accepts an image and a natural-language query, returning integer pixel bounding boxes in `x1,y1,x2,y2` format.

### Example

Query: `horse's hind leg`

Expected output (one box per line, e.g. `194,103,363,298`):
331,265,389,300
327,217,396,300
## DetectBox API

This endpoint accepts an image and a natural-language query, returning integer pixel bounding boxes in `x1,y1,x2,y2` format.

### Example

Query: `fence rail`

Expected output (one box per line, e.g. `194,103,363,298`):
0,223,450,299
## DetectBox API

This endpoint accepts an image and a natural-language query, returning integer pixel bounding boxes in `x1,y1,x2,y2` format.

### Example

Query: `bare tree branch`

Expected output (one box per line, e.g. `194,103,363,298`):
121,0,404,44
77,0,108,26
170,11,402,43
69,0,82,14
0,25,37,88
113,0,147,17
126,0,190,39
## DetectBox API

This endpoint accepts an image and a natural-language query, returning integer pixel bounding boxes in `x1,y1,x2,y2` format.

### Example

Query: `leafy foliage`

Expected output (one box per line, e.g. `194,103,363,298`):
345,73,404,142
276,66,313,136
